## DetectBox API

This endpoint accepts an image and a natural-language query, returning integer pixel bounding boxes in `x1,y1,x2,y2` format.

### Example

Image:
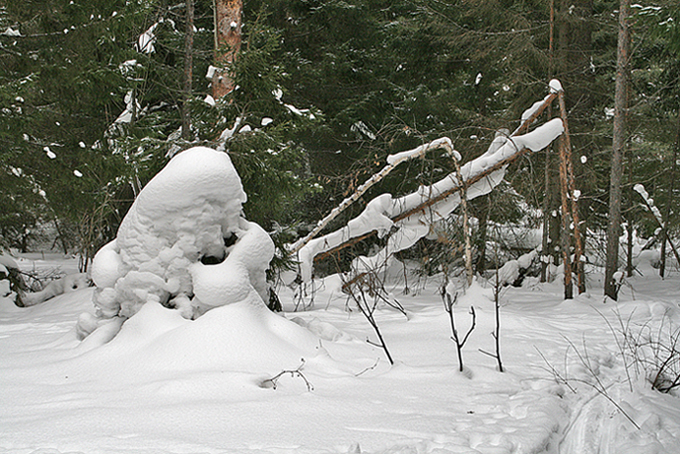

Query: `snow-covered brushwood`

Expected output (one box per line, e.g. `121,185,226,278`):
76,147,274,341
296,118,564,283
21,273,91,307
496,250,538,287
0,255,21,304
289,137,460,255
633,183,680,267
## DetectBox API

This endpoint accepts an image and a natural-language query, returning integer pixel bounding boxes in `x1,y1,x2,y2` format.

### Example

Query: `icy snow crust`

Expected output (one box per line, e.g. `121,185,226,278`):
78,146,273,339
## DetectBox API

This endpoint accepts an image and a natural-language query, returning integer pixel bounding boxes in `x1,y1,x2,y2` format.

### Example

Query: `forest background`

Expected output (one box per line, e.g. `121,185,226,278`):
1,0,679,300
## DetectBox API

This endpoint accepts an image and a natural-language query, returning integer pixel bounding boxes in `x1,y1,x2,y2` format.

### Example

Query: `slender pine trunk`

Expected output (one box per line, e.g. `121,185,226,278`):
181,0,194,141
212,0,242,100
604,0,631,300
660,112,680,278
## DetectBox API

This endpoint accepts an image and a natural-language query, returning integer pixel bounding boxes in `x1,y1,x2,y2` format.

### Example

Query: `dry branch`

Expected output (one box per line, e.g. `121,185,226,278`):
290,138,458,255
302,86,561,274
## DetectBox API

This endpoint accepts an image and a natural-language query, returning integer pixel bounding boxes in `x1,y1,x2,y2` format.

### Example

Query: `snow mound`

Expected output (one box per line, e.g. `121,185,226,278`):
77,146,275,341
80,297,323,376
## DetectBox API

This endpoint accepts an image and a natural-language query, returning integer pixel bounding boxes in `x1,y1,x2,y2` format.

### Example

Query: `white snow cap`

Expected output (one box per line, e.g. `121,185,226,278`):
44,147,56,159
2,27,21,37
138,23,160,54
387,137,460,165
549,79,563,94
634,183,663,222
206,65,218,79
78,147,274,341
475,73,483,85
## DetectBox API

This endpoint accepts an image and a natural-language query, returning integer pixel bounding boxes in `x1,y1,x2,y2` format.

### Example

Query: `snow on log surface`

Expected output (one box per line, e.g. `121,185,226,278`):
295,107,564,282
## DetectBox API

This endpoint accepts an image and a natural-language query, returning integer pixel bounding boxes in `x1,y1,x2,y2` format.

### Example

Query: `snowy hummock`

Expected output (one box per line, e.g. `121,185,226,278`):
296,118,564,282
77,146,274,341
0,254,19,271
22,273,90,307
496,249,538,286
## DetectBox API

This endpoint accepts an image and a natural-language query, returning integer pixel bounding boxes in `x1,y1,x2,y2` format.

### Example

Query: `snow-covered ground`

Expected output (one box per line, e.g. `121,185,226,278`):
2,253,679,454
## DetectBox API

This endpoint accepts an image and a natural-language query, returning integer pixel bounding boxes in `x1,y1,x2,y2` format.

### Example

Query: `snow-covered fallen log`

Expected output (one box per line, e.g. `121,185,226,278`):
295,115,564,283
289,137,461,255
21,273,91,307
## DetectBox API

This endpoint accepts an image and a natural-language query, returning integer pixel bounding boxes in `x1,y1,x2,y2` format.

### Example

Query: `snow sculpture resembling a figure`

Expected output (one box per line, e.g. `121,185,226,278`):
76,147,274,340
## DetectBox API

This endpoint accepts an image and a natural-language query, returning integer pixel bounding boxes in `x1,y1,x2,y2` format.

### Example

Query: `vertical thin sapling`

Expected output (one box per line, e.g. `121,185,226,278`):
442,282,477,374
480,255,505,372
342,270,396,365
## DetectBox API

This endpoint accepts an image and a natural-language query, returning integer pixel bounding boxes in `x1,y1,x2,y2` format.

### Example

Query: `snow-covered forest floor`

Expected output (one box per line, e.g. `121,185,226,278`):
2,253,680,454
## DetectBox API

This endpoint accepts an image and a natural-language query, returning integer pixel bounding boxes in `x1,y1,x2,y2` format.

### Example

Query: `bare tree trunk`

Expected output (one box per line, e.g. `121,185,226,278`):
660,112,680,278
604,0,631,300
212,0,242,100
541,0,555,283
558,91,585,294
181,0,194,140
557,3,572,297
452,157,473,286
558,131,573,299
475,198,488,275
626,147,634,277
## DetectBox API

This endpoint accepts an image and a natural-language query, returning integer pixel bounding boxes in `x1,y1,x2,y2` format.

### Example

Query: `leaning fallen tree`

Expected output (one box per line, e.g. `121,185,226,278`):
291,81,566,283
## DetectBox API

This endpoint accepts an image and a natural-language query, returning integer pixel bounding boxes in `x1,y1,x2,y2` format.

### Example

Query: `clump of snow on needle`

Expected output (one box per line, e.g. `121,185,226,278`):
76,147,276,342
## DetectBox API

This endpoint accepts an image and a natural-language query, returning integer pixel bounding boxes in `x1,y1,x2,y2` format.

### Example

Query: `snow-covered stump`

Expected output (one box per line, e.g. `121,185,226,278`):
76,147,275,341
0,254,23,307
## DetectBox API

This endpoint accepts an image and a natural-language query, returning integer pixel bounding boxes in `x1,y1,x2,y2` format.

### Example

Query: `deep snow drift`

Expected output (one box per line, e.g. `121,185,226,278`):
1,252,680,454
77,146,276,342
2,133,679,453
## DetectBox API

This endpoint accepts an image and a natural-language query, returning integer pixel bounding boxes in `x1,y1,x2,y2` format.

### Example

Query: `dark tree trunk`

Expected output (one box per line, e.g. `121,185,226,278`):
660,112,680,278
604,0,631,300
558,132,573,299
541,0,556,283
626,147,634,277
181,0,194,141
